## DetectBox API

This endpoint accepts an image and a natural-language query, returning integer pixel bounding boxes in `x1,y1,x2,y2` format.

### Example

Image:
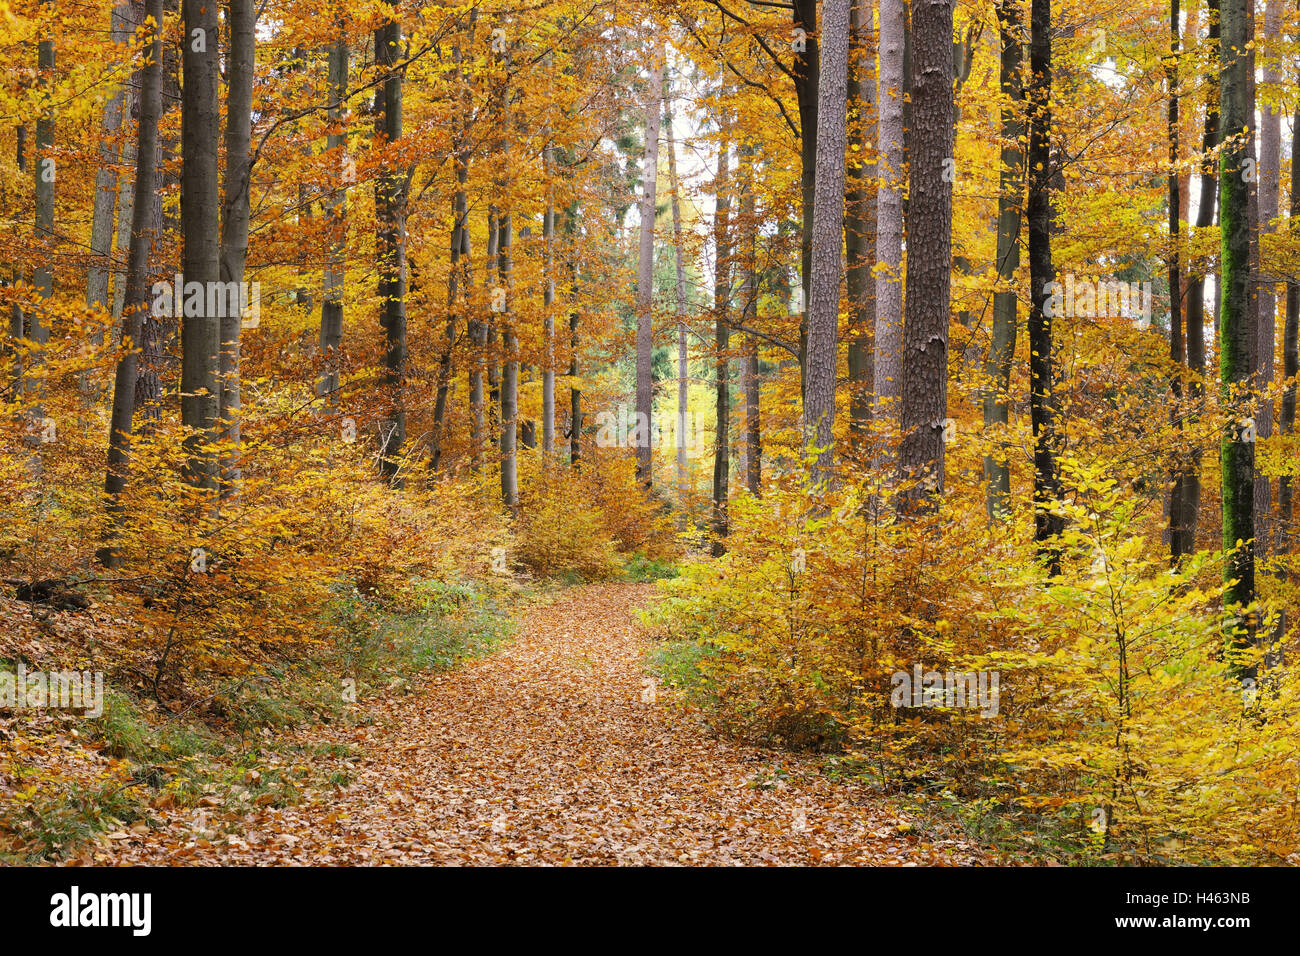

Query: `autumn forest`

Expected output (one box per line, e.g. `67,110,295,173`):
0,0,1298,876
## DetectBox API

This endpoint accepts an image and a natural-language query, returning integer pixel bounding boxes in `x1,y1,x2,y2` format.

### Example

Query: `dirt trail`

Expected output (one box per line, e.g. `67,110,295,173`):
104,583,985,865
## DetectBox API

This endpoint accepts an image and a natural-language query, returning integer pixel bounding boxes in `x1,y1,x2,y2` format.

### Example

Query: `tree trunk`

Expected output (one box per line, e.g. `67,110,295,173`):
739,144,761,496
792,0,820,402
874,0,905,421
1028,0,1064,568
318,23,348,405
218,0,254,495
1218,0,1256,636
665,73,690,493
374,17,407,485
1174,0,1219,559
1279,89,1299,548
431,15,473,470
100,0,163,568
567,203,582,467
179,0,222,491
85,2,133,330
635,52,663,486
1166,0,1186,559
712,112,732,556
897,0,955,507
542,139,556,458
803,0,852,486
845,0,877,459
984,0,1024,520
1255,0,1282,559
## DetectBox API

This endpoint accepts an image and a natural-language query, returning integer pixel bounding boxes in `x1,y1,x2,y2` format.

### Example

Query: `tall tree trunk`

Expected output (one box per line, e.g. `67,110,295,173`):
711,112,732,556
27,4,55,438
665,74,690,493
179,0,222,491
984,0,1024,520
318,22,348,405
542,138,556,458
792,0,820,401
431,15,473,470
874,0,905,421
1279,89,1299,548
499,205,518,512
1174,0,1219,559
1219,0,1256,641
845,0,877,459
85,2,133,333
635,52,663,486
1028,0,1064,569
1166,0,1186,559
803,0,851,485
218,0,254,495
1255,0,1282,560
897,0,955,506
567,203,582,467
738,143,761,496
374,16,407,485
100,0,163,568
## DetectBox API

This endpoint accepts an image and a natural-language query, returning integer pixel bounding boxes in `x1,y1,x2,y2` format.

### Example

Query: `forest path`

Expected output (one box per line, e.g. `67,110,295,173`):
104,583,985,865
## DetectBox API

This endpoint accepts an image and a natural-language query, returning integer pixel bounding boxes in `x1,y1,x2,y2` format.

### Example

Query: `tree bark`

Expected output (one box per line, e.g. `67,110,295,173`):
665,72,690,493
179,0,222,491
845,0,877,459
792,0,820,402
1173,0,1219,559
100,0,163,568
635,52,663,486
712,111,732,556
897,0,955,506
874,0,905,421
374,15,407,485
984,0,1024,520
1028,0,1064,568
1218,0,1256,636
218,0,255,494
803,0,851,486
318,21,348,405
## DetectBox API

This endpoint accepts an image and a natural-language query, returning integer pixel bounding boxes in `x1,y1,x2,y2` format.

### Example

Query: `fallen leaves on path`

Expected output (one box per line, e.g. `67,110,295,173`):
100,583,986,866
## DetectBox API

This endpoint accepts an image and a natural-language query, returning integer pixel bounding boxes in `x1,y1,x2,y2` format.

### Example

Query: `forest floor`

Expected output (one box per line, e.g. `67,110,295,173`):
97,582,987,865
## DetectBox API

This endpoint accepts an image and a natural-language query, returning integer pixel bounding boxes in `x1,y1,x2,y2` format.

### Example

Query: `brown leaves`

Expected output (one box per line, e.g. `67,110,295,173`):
98,583,985,866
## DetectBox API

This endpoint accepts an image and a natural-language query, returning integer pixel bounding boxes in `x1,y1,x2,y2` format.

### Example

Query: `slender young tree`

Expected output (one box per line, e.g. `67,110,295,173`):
803,0,851,484
897,0,955,506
